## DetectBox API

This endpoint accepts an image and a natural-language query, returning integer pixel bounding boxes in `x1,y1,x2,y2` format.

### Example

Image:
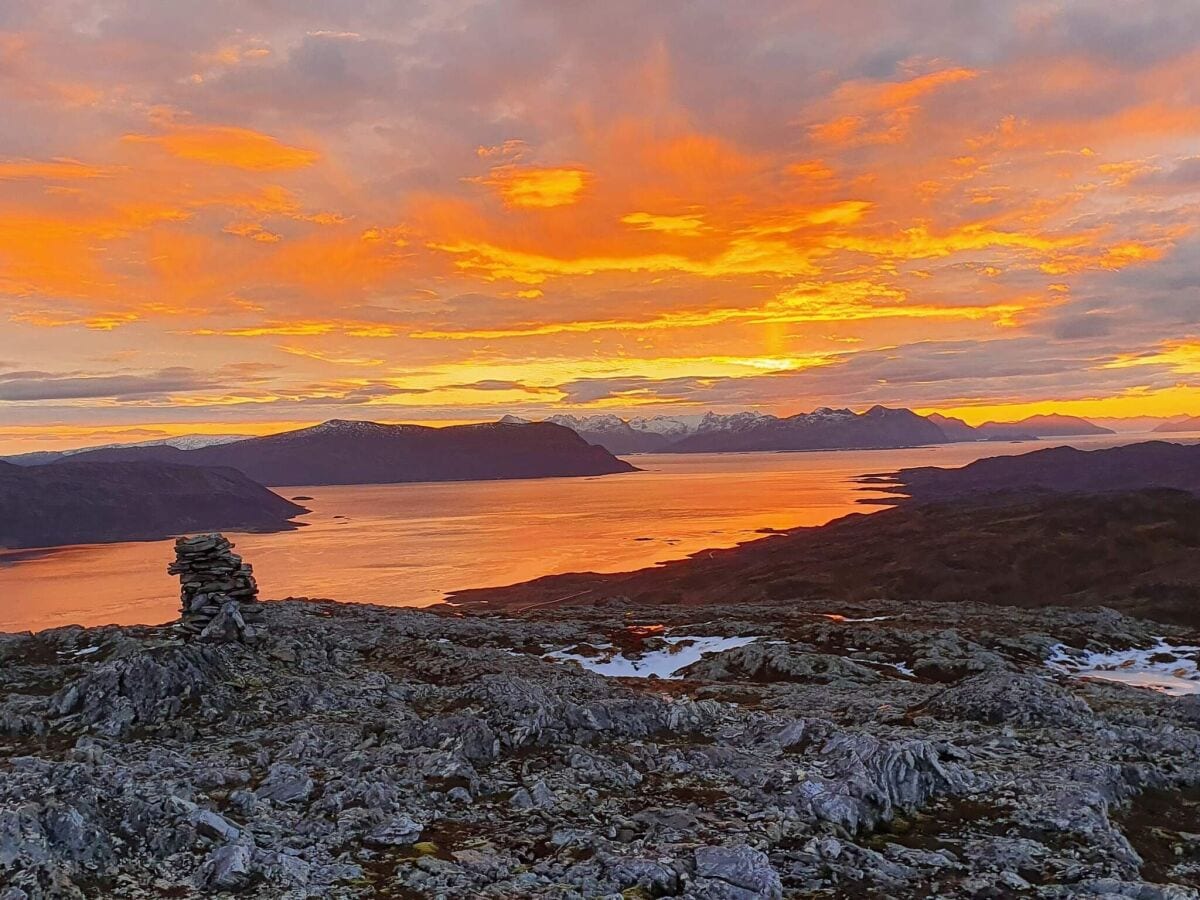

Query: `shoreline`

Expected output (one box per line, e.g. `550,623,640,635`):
444,489,1200,628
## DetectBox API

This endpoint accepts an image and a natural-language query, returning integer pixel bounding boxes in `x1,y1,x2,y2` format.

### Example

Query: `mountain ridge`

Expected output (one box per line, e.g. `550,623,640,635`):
2,433,251,467
974,413,1115,438
45,419,637,486
522,407,1116,454
1155,415,1200,433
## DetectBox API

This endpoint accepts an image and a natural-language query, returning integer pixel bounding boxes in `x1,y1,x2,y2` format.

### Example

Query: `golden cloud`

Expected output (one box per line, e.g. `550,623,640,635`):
468,165,590,208
620,211,707,236
412,280,1028,340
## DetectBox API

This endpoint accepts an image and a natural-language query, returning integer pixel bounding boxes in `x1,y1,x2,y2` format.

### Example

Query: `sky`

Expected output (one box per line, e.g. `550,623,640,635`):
1,1,1199,452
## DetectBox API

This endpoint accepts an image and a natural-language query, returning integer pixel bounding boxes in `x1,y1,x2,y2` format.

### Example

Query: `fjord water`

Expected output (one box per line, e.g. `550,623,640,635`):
0,435,1182,632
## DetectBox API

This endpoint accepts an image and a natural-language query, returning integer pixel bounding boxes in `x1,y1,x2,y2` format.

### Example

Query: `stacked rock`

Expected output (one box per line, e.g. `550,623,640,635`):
169,534,266,644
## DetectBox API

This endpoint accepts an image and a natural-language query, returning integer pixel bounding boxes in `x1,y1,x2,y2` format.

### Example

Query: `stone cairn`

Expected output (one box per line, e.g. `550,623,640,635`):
169,533,266,643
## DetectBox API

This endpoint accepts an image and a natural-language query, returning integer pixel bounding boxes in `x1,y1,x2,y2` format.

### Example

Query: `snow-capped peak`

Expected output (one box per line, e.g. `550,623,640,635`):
627,415,693,436
546,414,631,433
694,411,778,433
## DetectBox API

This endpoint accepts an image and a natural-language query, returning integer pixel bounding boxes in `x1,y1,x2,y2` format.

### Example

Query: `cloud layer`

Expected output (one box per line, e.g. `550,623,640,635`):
1,1,1199,449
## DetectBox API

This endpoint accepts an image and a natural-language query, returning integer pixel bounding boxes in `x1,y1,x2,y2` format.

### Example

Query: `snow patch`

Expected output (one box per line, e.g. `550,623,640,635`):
544,635,760,679
57,645,101,657
1047,638,1200,697
868,659,916,678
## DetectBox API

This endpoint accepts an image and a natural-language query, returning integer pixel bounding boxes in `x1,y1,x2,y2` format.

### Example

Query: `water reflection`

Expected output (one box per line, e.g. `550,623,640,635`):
0,435,1182,632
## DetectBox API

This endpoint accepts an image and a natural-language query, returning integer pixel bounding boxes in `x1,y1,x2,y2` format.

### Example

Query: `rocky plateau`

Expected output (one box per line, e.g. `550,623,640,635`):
3,591,1200,898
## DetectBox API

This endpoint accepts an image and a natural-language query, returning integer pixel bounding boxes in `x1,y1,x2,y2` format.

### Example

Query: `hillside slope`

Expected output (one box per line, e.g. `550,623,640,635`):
893,440,1200,503
449,489,1200,626
0,460,306,549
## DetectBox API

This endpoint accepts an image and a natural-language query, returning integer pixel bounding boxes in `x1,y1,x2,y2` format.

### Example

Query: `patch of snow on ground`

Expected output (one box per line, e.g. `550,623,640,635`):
866,659,915,678
544,635,759,679
1047,638,1200,697
57,646,100,657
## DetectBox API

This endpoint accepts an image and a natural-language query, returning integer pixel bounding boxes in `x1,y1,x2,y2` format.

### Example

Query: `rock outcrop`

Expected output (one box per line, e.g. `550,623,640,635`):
920,670,1096,727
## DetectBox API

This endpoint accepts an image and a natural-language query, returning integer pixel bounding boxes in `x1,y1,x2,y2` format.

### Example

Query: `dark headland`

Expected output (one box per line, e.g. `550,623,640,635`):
450,440,1200,626
887,440,1200,504
0,460,307,550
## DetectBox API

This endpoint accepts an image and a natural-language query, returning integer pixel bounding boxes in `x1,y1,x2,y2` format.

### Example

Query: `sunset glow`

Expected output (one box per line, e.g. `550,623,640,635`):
2,2,1199,451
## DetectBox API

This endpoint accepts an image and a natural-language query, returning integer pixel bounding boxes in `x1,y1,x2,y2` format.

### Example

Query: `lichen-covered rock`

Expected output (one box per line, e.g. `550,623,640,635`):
254,763,314,805
794,732,977,832
690,845,783,899
364,815,423,847
196,842,253,892
680,642,883,684
49,643,229,737
921,670,1095,727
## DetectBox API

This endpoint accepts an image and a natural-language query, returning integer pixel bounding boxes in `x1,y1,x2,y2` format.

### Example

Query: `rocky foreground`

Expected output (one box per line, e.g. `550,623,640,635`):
3,595,1200,898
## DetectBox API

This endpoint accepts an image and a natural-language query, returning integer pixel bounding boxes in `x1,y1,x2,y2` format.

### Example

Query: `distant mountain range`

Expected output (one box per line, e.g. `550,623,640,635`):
1092,414,1194,432
1155,415,1200,433
972,414,1115,439
504,408,1116,454
13,420,636,486
0,460,306,549
3,433,250,467
891,440,1200,503
1,410,1137,492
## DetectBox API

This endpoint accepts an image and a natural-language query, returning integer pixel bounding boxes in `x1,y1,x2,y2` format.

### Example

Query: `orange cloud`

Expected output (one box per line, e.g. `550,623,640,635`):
123,125,319,170
223,221,282,243
429,233,820,284
0,158,120,180
278,345,385,367
809,67,980,146
1103,338,1200,373
787,160,835,180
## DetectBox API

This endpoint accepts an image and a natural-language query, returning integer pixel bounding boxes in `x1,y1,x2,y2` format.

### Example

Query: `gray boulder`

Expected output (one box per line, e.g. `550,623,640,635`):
197,842,254,892
922,671,1094,727
690,845,783,899
680,643,881,684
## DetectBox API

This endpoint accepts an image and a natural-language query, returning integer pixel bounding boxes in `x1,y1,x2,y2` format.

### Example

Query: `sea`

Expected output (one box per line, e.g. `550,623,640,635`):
1,433,1192,632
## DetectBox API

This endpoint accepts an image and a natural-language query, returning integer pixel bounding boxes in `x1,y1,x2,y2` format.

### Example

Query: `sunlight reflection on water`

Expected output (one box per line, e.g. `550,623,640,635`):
0,435,1175,632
